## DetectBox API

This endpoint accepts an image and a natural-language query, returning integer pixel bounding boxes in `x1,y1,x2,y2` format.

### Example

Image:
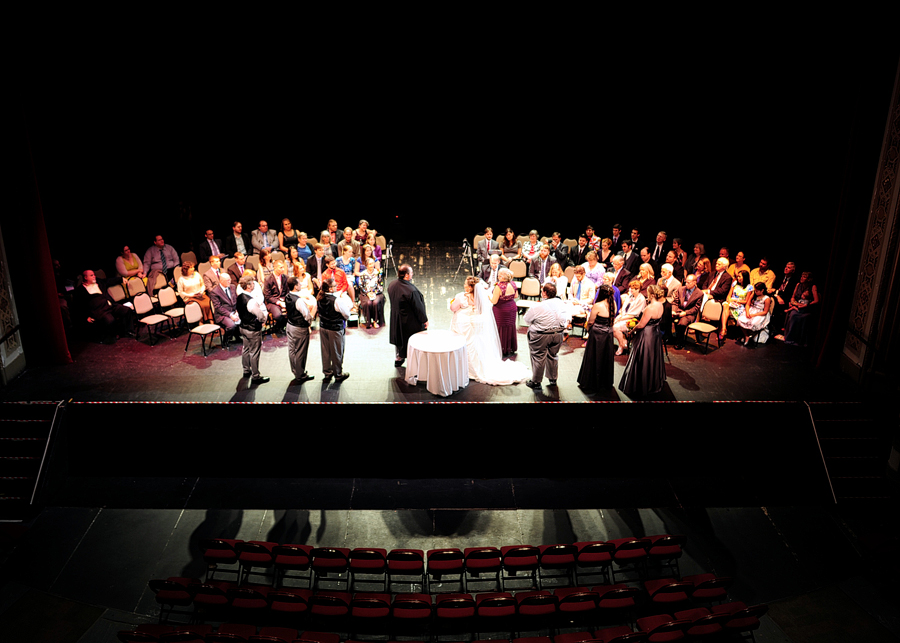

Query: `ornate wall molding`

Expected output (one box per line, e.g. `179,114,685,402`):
0,225,25,385
843,62,900,378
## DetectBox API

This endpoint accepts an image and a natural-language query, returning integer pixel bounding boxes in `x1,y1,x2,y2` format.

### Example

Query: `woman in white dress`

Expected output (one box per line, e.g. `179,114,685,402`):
737,282,772,346
449,276,530,385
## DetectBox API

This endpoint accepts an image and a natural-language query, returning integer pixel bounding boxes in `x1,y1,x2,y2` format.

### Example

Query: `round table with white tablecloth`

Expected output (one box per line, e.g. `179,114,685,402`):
405,329,469,397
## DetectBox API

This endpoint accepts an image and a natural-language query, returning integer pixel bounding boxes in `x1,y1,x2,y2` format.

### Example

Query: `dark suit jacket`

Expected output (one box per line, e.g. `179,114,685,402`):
572,244,591,266
227,262,249,284
529,256,558,280
547,243,569,268
197,238,224,264
203,267,224,294
650,243,668,264
774,272,799,303
306,254,328,282
706,270,732,302
223,233,252,258
481,264,501,285
208,284,238,324
612,268,631,292
263,273,289,305
387,278,428,352
621,252,640,276
673,285,704,318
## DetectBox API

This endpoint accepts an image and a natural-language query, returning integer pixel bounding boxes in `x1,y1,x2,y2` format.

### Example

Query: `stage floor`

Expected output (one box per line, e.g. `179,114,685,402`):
0,244,862,404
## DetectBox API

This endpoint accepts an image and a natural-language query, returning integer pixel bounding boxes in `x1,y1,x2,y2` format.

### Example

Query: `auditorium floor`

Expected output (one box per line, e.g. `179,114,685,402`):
0,244,864,404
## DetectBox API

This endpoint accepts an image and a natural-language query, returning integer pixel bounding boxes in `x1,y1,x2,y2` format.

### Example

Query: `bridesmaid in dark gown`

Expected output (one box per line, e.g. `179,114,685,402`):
619,284,667,397
577,284,618,390
490,269,519,355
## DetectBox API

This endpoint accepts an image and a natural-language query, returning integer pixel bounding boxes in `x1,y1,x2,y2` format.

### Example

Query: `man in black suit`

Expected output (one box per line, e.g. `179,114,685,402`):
771,261,799,339
546,231,570,268
223,221,252,258
197,229,226,264
388,264,428,367
650,231,668,265
609,256,631,293
672,274,704,349
620,239,640,275
665,250,686,284
704,258,733,303
73,269,135,341
208,273,240,344
529,246,558,282
610,224,623,251
476,227,500,268
263,260,289,329
572,234,591,266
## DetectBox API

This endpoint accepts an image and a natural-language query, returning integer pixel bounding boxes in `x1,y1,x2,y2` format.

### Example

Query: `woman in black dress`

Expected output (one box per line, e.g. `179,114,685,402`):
618,284,667,397
577,284,617,391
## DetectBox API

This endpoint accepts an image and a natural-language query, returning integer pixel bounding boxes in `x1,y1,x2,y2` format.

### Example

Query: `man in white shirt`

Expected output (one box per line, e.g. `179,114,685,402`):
285,276,317,384
236,274,269,384
523,282,572,389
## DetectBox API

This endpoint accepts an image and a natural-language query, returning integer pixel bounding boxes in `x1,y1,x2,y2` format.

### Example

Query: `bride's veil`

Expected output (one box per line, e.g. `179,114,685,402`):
473,279,504,364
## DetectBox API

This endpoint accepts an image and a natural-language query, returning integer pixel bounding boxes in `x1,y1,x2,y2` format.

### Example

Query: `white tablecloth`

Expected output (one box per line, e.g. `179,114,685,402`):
406,330,469,397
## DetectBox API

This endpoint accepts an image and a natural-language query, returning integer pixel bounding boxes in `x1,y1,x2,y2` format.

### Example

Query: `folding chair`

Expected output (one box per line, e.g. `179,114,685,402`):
464,547,502,593
500,545,540,590
426,548,465,593
349,548,388,592
387,548,426,593
273,544,313,589
538,544,578,589
687,300,725,354
236,540,277,585
200,538,241,582
311,547,351,591
184,301,223,357
148,577,199,623
134,293,170,346
574,541,613,586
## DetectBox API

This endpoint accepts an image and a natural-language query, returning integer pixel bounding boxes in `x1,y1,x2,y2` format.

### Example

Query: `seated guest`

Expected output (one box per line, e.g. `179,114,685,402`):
295,231,313,262
602,271,622,311
582,251,606,289
694,256,713,290
702,257,733,341
610,223,623,250
228,252,250,283
263,260,290,328
530,245,558,282
545,261,568,297
685,242,707,275
354,219,370,243
569,265,596,316
666,250,686,283
546,231,570,268
782,271,819,346
481,254,502,287
115,245,145,283
749,256,777,295
307,244,328,292
337,227,361,258
637,262,656,296
278,218,299,255
572,234,592,266
319,231,338,258
74,269,136,341
670,237,687,268
223,221,251,258
197,229,226,264
286,246,302,279
650,231,668,264
177,261,213,322
620,239,640,275
727,270,753,325
500,227,522,265
358,243,381,276
639,247,659,279
203,257,224,293
208,272,240,341
522,229,542,263
737,281,773,346
597,237,615,270
727,250,751,280
585,224,601,250
336,243,358,286
142,234,179,294
612,279,647,355
323,255,355,303
718,246,731,264
658,263,681,303
771,260,799,338
357,258,386,328
630,227,641,248
257,248,276,284
251,220,278,255
366,232,383,262
326,218,339,239
477,227,500,267
609,255,631,293
672,273,704,349
293,256,313,294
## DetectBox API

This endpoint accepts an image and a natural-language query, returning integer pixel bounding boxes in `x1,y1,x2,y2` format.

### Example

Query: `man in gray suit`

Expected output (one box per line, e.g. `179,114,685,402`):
476,227,500,268
251,220,279,255
672,274,704,349
523,282,572,389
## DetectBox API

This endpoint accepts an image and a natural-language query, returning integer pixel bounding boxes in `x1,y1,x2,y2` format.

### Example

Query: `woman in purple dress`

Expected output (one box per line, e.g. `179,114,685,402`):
490,268,519,356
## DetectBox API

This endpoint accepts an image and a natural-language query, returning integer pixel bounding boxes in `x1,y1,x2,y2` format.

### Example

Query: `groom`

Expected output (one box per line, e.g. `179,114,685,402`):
388,264,428,367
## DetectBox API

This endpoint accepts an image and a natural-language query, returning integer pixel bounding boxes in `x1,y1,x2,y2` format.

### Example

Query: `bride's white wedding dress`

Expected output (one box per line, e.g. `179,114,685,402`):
450,285,530,386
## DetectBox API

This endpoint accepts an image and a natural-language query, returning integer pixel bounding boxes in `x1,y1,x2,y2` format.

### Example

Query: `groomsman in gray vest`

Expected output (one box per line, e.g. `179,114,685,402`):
285,277,317,384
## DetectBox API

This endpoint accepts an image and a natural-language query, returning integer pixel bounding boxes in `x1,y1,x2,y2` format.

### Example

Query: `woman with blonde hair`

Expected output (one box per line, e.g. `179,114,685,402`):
490,268,519,356
177,261,213,322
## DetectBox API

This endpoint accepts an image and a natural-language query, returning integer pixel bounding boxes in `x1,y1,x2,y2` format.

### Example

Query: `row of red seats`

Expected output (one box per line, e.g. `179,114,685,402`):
119,601,767,643
200,536,686,591
149,575,736,630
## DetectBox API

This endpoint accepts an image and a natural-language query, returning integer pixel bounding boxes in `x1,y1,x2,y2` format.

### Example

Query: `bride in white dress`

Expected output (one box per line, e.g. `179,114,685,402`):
450,276,530,385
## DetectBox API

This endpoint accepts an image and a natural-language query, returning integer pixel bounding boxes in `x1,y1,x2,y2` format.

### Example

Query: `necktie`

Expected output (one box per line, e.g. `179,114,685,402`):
160,248,167,271
224,287,231,302
576,280,581,300
210,239,220,256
